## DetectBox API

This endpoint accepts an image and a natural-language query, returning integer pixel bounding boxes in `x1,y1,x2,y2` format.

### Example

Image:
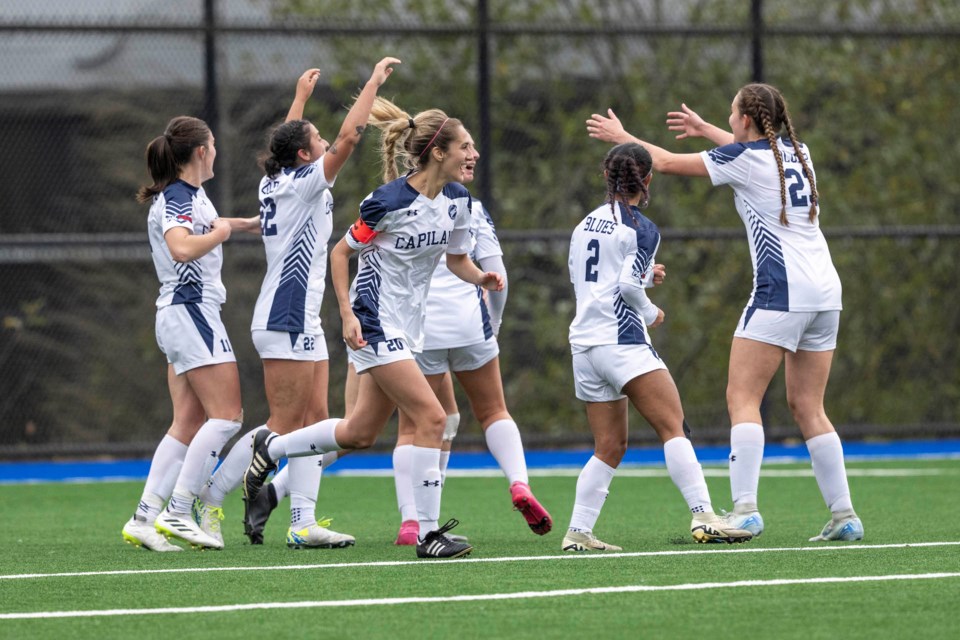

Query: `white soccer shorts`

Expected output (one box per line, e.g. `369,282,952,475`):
571,343,667,403
252,329,328,362
414,338,499,375
155,302,237,375
347,337,415,374
734,308,840,352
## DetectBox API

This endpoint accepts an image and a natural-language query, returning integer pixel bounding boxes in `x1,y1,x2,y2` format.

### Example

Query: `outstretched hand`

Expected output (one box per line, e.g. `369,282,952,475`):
295,68,321,103
586,108,629,144
370,57,402,87
666,103,707,140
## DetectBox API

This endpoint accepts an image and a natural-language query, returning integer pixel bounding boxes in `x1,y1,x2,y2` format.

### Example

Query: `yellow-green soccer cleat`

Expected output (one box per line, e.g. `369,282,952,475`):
155,508,224,550
122,516,182,552
561,530,622,552
194,502,225,548
286,520,356,549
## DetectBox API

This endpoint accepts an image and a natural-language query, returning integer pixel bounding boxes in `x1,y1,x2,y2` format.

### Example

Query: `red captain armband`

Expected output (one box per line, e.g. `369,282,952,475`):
349,218,377,244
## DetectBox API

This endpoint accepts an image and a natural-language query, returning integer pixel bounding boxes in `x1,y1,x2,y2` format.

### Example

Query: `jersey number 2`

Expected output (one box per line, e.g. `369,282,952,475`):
260,197,278,236
785,168,810,208
585,239,600,282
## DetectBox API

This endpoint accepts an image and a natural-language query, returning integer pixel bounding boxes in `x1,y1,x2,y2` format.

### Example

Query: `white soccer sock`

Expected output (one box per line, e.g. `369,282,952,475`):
169,418,241,513
664,436,713,514
136,434,187,522
806,432,854,514
439,450,451,485
411,445,443,536
202,426,265,507
568,455,616,532
729,422,765,511
288,455,323,529
267,418,341,459
484,419,529,485
393,444,418,522
270,464,289,500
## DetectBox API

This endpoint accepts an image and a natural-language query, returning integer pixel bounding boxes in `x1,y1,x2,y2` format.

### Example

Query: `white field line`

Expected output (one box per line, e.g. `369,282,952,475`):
2,541,957,582
2,572,958,620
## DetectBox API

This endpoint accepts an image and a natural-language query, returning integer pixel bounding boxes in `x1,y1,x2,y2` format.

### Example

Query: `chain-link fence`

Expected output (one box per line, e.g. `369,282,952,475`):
2,0,959,458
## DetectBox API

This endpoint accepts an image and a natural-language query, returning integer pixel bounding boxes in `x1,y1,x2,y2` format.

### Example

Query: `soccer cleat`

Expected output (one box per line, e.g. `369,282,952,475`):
416,519,473,559
286,521,356,549
122,515,182,552
561,530,622,552
195,501,225,548
691,513,754,544
243,430,278,503
395,519,419,546
809,515,864,542
243,483,279,545
721,509,765,537
510,481,553,535
155,508,223,549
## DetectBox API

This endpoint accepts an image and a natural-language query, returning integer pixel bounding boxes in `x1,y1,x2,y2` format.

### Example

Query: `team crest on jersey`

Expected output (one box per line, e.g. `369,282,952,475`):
448,205,458,220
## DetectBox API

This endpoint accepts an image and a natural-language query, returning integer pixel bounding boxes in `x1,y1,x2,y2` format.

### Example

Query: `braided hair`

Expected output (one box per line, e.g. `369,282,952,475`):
602,142,653,222
737,83,818,224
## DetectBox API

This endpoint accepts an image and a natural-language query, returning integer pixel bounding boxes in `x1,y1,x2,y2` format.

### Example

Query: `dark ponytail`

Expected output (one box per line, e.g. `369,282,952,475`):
136,116,211,203
259,119,312,179
602,142,653,218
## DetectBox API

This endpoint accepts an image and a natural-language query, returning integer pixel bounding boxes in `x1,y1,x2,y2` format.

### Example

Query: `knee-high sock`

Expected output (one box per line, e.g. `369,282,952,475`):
267,418,341,459
568,455,616,532
664,436,712,514
729,422,764,510
288,455,323,529
202,426,266,507
169,418,241,513
484,419,528,485
135,434,187,522
393,444,418,522
411,446,443,536
806,432,854,514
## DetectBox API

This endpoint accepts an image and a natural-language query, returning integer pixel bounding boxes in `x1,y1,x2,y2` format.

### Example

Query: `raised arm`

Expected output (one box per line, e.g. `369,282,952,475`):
330,237,366,350
586,108,709,178
666,103,734,146
285,68,321,123
323,57,401,182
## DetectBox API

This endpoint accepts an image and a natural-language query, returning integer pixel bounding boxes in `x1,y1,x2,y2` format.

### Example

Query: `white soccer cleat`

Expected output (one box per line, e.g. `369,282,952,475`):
155,508,224,550
721,510,765,537
561,530,622,552
691,513,754,544
195,502,225,548
122,516,182,552
286,522,356,549
809,515,864,542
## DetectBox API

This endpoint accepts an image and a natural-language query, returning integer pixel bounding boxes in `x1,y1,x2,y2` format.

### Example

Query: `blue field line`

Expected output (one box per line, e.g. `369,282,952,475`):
1,439,959,485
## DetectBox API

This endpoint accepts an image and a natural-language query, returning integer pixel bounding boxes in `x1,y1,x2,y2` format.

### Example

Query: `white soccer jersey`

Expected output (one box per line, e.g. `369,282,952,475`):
147,179,226,308
568,202,660,347
701,138,842,312
250,159,336,335
345,177,473,353
422,199,502,349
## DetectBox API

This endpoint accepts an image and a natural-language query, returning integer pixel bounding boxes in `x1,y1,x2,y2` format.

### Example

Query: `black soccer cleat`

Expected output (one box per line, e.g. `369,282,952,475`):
242,429,278,503
416,518,473,559
243,482,279,545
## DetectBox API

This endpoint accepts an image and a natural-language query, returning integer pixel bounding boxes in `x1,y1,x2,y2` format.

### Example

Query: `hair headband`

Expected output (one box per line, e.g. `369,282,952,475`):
418,117,449,160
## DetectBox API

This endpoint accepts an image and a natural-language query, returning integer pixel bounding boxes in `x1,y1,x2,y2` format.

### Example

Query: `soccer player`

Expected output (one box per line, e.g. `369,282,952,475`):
242,97,503,559
564,142,753,551
122,116,258,551
587,84,863,542
390,195,552,545
196,58,400,550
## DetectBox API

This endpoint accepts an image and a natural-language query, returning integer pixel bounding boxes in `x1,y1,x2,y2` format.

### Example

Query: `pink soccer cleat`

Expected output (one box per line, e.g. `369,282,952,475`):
394,519,419,545
510,481,553,535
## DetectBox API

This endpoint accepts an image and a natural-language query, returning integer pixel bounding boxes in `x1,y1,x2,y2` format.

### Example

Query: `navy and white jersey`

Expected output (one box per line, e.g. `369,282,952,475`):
422,199,501,349
568,202,660,348
148,179,225,308
250,159,336,335
701,138,842,312
345,177,473,353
